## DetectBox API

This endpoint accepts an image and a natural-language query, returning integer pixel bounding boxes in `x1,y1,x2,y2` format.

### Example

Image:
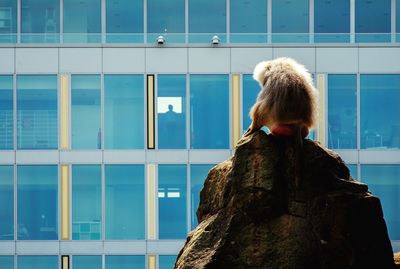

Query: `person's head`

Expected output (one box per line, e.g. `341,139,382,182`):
168,104,173,111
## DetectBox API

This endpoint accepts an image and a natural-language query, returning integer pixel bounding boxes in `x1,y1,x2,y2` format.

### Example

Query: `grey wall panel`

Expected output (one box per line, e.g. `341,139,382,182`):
146,48,187,73
146,240,185,254
273,47,316,72
359,151,400,163
359,48,400,73
16,242,59,254
316,48,358,73
60,242,103,254
0,48,14,73
16,151,59,164
0,242,14,254
103,150,146,163
104,242,146,254
334,150,358,164
189,150,231,163
189,48,230,73
16,48,58,73
0,151,14,164
231,48,273,73
59,48,102,73
103,48,145,73
60,151,102,163
146,150,188,163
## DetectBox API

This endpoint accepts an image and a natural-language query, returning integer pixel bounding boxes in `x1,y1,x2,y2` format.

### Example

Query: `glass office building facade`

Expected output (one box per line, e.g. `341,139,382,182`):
0,0,399,268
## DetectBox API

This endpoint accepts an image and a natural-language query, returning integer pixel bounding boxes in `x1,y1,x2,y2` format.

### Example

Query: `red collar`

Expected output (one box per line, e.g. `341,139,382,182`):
271,125,309,138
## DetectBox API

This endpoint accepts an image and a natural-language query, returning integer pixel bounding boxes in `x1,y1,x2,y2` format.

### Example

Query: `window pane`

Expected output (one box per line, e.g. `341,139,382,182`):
189,0,226,43
272,0,309,43
0,0,17,43
159,255,177,269
105,165,145,240
158,165,187,239
347,164,357,179
21,0,60,43
230,0,267,43
0,166,13,240
157,75,186,149
106,0,143,43
106,255,145,269
72,75,101,149
64,0,101,43
72,165,102,240
242,74,259,134
0,256,13,269
356,0,391,42
73,256,102,269
315,0,350,42
397,0,400,42
190,164,214,229
361,75,400,149
17,75,58,150
361,165,400,240
17,165,58,240
0,76,13,149
104,75,144,149
327,75,357,149
190,75,229,149
148,0,185,43
18,256,58,269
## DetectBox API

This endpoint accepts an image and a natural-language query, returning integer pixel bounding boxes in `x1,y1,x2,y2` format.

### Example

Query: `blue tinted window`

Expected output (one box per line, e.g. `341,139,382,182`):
72,165,102,240
17,75,58,150
189,0,226,43
158,75,186,149
148,0,185,43
361,75,400,149
72,75,101,149
0,256,13,269
190,75,229,149
230,0,267,43
361,165,400,240
158,165,187,239
328,75,357,149
64,0,101,43
272,0,309,43
347,164,357,179
105,165,145,240
398,0,400,42
21,0,60,43
106,0,143,43
18,256,58,269
104,75,144,149
159,256,177,269
242,75,259,133
73,256,102,269
106,255,145,269
0,76,13,149
0,166,13,240
0,0,17,43
18,165,58,240
356,0,391,42
315,0,350,42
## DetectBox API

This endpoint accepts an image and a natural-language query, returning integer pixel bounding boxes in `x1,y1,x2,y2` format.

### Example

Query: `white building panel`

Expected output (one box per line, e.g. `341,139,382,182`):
0,151,14,164
16,151,59,164
273,47,316,73
316,48,358,73
103,150,146,163
359,48,400,73
146,48,187,73
231,48,273,73
0,48,14,73
189,48,230,73
59,48,102,73
60,151,102,163
146,150,188,163
16,242,59,254
103,48,145,73
16,48,58,73
104,242,146,254
60,241,103,254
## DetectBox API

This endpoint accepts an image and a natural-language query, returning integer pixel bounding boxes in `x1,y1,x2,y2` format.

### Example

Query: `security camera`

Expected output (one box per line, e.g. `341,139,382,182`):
212,35,220,45
157,35,165,45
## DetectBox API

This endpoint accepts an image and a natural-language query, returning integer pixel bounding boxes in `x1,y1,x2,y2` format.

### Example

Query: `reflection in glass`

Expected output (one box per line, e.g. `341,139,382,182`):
159,255,177,269
106,255,146,269
104,75,144,149
18,256,58,269
242,74,259,133
347,164,357,179
18,165,58,240
72,256,102,269
158,165,187,239
72,75,101,149
158,75,186,149
0,166,13,240
72,165,102,240
398,0,400,42
0,256,13,269
0,0,17,43
0,76,13,149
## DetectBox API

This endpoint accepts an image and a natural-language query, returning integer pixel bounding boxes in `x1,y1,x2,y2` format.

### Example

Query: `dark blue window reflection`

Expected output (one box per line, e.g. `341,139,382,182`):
328,75,357,149
347,164,357,179
315,0,350,42
242,75,259,134
160,256,177,269
0,76,13,149
106,255,145,269
361,165,400,240
18,165,58,240
17,75,58,150
158,165,187,239
106,0,143,43
105,165,145,240
356,0,391,42
104,75,144,149
230,0,267,43
272,0,309,43
190,75,229,149
0,166,13,240
148,0,185,43
18,256,58,269
189,0,226,43
0,256,13,269
64,0,101,43
73,256,102,269
0,0,17,43
361,75,400,149
72,75,101,149
158,75,186,149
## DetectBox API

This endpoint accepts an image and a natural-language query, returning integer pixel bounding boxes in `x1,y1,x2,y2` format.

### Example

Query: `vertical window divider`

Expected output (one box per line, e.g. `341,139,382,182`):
102,0,106,43
231,74,241,148
60,0,63,43
61,164,70,240
147,164,157,240
356,73,361,155
350,0,355,43
60,74,70,150
392,0,396,43
17,0,21,43
309,0,314,43
316,74,326,147
148,255,156,269
62,255,70,269
13,74,16,151
185,0,189,43
14,163,17,242
186,164,191,235
186,73,190,150
101,73,104,150
147,75,155,149
101,164,105,241
267,0,272,43
144,0,148,43
226,0,230,43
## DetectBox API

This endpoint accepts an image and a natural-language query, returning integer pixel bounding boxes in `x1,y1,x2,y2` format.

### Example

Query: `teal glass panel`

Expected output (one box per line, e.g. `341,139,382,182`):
104,75,144,149
106,0,143,43
17,165,58,240
17,75,58,150
328,75,357,149
158,165,187,239
356,0,391,42
159,255,177,269
242,74,259,133
315,0,350,42
64,0,101,43
72,165,101,240
18,256,58,269
21,0,60,43
105,165,145,240
0,76,13,149
106,255,145,269
230,0,267,43
73,256,102,269
0,0,17,43
72,75,101,149
0,166,13,240
360,75,400,149
0,256,13,269
397,0,400,42
190,75,229,149
157,75,186,149
361,165,400,240
190,164,214,229
347,164,357,179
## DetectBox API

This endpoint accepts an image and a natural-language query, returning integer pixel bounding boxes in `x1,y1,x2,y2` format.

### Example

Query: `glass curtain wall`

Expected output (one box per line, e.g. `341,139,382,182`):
0,256,13,269
0,0,17,43
72,256,102,269
159,256,177,269
242,74,260,134
18,256,58,269
0,166,13,240
105,255,145,269
0,76,13,149
397,0,400,42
